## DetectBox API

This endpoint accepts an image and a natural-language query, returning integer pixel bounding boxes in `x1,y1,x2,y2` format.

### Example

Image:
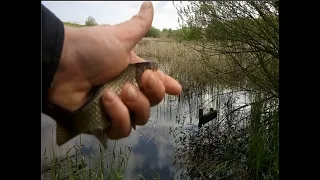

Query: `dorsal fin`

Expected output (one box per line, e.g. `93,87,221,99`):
56,123,77,146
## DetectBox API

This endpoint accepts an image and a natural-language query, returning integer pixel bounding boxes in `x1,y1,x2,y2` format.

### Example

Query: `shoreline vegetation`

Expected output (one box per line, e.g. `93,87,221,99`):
43,1,279,179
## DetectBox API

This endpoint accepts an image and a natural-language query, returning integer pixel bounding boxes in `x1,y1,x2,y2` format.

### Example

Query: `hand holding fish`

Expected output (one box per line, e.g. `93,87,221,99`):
46,1,182,142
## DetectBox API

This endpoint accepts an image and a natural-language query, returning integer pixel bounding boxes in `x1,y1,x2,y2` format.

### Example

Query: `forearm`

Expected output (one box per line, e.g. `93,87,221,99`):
42,4,65,114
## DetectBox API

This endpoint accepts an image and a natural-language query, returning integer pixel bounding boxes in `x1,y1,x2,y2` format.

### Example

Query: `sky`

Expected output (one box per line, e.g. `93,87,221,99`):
42,1,181,30
41,102,180,179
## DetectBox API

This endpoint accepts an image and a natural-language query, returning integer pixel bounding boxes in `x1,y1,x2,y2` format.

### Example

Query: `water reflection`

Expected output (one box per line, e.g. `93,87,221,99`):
41,88,250,179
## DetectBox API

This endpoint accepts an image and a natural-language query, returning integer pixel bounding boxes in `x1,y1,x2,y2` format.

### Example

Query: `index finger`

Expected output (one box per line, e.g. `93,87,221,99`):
156,70,182,95
131,52,182,95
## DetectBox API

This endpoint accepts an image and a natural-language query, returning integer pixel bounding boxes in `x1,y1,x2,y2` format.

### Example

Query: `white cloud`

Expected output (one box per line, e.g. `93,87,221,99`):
41,1,180,30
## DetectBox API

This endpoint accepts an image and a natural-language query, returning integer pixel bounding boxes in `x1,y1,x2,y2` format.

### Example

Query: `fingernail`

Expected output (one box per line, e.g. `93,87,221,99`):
126,85,137,101
140,1,152,11
147,73,156,89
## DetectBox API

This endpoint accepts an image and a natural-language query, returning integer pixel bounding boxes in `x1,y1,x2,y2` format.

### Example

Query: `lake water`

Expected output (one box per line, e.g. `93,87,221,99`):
41,88,249,179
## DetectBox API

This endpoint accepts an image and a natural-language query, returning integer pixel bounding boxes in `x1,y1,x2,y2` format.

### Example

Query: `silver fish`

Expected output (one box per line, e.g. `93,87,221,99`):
55,61,158,149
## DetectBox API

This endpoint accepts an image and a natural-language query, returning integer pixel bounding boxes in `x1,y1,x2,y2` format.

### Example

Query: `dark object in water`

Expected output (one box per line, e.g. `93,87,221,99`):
198,108,218,128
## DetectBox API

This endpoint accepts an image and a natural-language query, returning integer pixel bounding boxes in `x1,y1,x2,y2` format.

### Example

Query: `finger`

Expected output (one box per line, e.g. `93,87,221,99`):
131,52,182,96
112,1,154,51
141,70,166,106
156,70,182,95
121,83,150,126
102,89,132,140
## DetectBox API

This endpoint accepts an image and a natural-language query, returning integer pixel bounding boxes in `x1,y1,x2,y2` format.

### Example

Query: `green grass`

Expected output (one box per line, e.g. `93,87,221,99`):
41,138,135,180
41,133,165,180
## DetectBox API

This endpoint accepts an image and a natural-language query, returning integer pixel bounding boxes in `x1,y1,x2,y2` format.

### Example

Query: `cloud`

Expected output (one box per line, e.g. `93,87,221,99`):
41,1,180,30
41,98,181,178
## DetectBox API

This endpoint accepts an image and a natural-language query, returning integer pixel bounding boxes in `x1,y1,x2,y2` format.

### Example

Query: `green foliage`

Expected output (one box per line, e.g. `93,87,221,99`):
145,26,161,38
63,16,98,28
176,0,279,95
176,27,202,41
41,141,136,180
85,16,97,26
172,1,279,179
159,27,202,41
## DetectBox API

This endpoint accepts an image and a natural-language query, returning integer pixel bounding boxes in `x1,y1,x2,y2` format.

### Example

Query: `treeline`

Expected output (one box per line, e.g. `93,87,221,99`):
63,16,187,39
144,26,184,39
63,16,97,27
64,13,278,42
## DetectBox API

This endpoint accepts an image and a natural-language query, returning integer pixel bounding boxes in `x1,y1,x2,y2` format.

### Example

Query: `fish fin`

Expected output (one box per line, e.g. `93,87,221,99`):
56,123,77,146
93,130,108,150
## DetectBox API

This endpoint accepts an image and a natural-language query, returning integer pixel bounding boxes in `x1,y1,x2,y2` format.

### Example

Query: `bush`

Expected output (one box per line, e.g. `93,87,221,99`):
145,26,161,38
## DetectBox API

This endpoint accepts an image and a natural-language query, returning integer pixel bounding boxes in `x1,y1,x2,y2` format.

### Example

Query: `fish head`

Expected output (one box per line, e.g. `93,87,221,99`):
132,61,158,87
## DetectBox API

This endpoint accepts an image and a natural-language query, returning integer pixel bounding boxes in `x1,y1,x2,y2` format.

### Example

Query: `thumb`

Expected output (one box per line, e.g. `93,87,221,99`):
112,1,154,51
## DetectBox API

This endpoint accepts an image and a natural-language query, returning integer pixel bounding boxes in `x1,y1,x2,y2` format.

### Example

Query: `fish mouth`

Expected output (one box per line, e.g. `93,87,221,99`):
131,61,158,67
149,61,158,71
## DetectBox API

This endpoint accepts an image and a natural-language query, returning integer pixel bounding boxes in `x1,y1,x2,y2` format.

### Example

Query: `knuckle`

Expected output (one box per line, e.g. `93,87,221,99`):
131,14,146,30
138,111,150,126
154,88,165,104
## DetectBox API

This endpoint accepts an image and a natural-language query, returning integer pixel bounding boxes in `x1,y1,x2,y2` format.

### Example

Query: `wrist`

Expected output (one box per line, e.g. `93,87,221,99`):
59,26,79,74
47,26,84,111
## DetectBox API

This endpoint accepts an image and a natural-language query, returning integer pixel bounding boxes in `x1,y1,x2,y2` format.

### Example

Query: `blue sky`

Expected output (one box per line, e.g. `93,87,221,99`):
42,1,180,30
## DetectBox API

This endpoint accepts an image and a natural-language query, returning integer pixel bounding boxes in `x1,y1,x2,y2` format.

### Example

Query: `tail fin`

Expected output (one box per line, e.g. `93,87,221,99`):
56,123,77,146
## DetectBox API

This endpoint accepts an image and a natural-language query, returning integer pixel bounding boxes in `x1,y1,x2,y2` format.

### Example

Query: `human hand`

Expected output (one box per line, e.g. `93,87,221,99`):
47,1,182,140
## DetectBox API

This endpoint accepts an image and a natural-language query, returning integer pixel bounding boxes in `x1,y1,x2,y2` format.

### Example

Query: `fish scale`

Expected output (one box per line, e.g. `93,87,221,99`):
55,61,158,149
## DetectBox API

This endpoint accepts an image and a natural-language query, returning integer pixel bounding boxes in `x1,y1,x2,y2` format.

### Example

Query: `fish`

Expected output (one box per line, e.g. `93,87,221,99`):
55,61,158,149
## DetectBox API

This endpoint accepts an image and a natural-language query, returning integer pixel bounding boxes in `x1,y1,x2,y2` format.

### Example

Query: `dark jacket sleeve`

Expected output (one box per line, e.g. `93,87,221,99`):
42,4,65,116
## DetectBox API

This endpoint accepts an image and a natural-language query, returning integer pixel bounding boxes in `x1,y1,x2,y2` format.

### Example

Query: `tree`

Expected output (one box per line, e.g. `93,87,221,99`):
173,1,279,179
145,26,161,38
175,1,279,96
85,16,97,26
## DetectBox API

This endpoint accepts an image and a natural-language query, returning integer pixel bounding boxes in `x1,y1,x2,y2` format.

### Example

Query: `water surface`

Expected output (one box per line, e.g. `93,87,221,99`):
41,88,249,179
